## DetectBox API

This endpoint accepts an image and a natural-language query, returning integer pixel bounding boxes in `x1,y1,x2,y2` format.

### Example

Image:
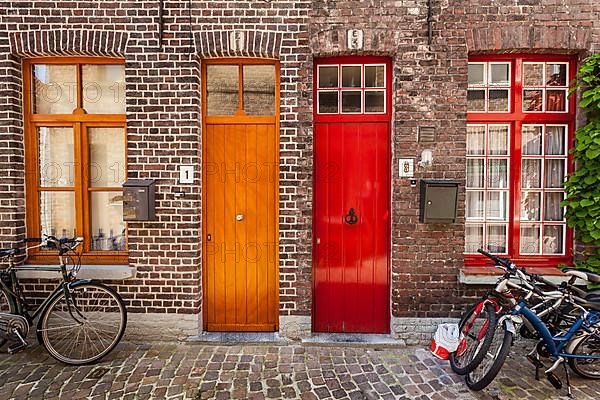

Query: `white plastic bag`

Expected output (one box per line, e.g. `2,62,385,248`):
430,323,461,360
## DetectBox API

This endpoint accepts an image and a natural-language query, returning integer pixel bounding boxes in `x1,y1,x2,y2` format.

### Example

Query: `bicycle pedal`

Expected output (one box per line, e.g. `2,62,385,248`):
546,372,562,389
7,341,27,354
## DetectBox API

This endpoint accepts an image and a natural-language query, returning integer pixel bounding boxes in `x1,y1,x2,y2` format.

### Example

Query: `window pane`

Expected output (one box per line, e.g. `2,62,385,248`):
520,191,541,221
546,63,567,86
487,225,506,253
90,192,126,251
466,191,484,220
523,89,543,111
522,125,542,155
467,90,485,112
243,65,275,116
341,91,361,113
488,125,508,155
318,66,338,88
318,91,338,114
488,89,509,112
545,159,565,188
487,159,507,188
544,192,564,221
487,191,508,221
490,63,509,85
466,159,484,188
546,90,566,112
524,63,544,87
465,224,484,253
38,127,75,187
546,126,566,155
365,66,385,88
364,91,384,113
520,225,540,254
89,127,126,187
40,191,76,239
82,64,125,114
468,64,485,86
206,65,238,116
521,159,541,189
467,125,485,155
33,64,77,114
543,225,563,254
341,66,361,88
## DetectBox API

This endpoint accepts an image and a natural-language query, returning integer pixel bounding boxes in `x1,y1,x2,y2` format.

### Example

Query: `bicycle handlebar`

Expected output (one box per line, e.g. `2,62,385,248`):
25,235,84,255
477,248,512,269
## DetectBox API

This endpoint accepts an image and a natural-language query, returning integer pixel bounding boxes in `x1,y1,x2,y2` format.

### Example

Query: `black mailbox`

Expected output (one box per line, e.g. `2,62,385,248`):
419,180,460,224
122,179,156,221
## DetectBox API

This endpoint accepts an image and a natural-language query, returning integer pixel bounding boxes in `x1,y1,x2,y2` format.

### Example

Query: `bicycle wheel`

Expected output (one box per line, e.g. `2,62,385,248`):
37,282,127,365
0,287,17,349
465,318,513,391
450,302,497,375
568,333,600,379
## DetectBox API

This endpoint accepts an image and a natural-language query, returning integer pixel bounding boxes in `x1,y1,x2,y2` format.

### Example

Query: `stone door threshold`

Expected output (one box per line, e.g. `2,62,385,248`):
302,333,405,347
187,332,290,344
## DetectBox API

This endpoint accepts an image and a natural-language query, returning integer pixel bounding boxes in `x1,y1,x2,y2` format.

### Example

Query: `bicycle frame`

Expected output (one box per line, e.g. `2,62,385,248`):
1,254,86,325
511,300,600,360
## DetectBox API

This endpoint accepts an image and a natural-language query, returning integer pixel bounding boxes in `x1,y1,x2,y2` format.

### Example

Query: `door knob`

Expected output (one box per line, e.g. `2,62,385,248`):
236,214,244,221
344,208,358,225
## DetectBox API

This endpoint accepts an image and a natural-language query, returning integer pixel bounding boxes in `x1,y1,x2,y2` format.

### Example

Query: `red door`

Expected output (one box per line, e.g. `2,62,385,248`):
313,57,391,333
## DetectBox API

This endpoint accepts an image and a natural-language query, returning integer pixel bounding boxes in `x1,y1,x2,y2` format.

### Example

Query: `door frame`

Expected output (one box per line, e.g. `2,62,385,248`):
311,55,393,333
201,58,281,332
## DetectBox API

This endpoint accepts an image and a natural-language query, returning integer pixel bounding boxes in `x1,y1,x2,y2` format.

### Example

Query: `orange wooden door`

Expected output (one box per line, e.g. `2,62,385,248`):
203,60,279,332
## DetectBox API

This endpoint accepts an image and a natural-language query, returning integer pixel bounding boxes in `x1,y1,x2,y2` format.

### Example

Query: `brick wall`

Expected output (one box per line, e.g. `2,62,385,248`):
0,0,311,325
0,0,599,337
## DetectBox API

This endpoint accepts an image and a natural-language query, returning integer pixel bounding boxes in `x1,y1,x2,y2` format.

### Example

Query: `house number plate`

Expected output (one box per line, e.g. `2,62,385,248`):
399,159,414,178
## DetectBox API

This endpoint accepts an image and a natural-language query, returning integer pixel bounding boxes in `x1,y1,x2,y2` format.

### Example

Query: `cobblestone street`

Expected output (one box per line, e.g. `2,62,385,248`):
1,335,600,400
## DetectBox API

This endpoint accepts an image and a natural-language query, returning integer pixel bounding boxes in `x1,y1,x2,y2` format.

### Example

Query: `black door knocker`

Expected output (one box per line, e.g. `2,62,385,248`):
344,208,359,225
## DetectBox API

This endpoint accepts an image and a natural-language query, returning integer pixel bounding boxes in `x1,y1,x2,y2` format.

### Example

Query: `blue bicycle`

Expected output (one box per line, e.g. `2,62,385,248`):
473,249,600,396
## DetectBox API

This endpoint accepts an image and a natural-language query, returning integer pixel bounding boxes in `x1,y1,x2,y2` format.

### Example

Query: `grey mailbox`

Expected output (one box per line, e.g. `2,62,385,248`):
419,180,460,224
122,179,156,221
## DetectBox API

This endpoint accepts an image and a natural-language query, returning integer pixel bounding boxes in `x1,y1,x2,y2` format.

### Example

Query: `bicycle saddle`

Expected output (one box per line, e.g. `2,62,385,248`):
0,248,18,257
563,268,600,284
580,298,600,312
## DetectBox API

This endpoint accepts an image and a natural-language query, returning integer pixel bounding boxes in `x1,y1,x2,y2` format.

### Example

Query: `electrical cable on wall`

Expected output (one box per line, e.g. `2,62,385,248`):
189,0,194,53
428,0,433,46
158,0,163,51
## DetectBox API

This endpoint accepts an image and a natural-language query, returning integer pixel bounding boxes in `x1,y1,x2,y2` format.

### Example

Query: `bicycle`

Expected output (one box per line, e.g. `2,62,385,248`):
450,251,560,379
452,249,600,390
0,235,127,365
471,249,600,396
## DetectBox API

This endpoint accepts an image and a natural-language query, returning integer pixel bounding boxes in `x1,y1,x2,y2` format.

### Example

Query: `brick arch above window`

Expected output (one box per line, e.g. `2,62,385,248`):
9,30,128,58
466,25,590,54
194,30,284,59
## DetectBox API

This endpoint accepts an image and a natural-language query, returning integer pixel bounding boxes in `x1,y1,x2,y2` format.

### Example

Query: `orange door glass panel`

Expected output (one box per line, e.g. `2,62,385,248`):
203,60,279,332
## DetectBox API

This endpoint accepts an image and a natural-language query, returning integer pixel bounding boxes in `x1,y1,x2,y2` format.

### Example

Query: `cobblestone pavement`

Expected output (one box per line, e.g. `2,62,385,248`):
1,337,599,400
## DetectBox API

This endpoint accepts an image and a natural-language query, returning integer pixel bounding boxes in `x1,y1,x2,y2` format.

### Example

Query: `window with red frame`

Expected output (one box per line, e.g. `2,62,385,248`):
465,55,575,266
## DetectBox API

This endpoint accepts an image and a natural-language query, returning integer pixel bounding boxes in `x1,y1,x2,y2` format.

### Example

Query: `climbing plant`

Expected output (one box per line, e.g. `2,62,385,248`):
562,53,600,273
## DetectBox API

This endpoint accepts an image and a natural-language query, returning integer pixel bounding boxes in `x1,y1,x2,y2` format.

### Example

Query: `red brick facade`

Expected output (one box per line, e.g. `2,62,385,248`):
0,0,599,339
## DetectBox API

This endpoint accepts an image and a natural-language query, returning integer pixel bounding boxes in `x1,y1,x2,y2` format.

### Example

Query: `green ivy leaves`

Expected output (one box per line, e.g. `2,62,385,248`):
562,53,600,273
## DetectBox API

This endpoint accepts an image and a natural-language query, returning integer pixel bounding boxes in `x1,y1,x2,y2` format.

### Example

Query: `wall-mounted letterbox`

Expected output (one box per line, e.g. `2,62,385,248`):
419,180,460,224
122,179,156,221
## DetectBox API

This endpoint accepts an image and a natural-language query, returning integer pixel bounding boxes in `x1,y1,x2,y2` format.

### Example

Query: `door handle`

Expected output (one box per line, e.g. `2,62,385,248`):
236,214,244,221
344,208,359,225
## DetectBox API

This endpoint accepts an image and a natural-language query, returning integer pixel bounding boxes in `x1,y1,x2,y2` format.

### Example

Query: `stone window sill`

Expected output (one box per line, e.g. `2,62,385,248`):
17,265,136,280
459,266,578,285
